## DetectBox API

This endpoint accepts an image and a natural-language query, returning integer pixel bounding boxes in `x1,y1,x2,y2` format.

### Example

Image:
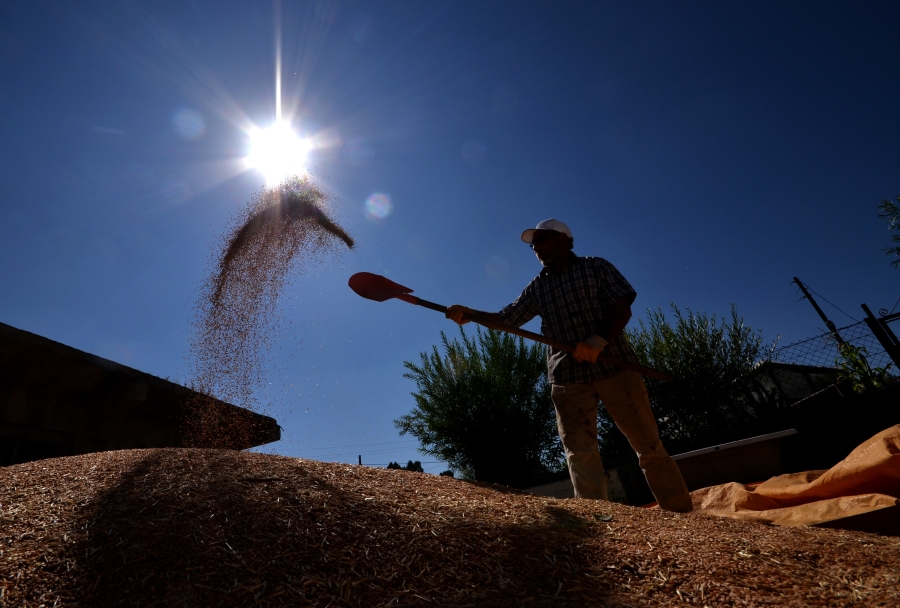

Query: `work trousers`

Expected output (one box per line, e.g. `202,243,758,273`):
550,370,692,512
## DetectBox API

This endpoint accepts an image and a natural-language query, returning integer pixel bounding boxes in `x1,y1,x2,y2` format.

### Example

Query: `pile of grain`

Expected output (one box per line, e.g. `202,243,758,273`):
2,449,898,606
187,176,353,447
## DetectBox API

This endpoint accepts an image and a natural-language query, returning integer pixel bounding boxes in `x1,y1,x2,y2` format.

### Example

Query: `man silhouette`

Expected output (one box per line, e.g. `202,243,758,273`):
446,219,692,512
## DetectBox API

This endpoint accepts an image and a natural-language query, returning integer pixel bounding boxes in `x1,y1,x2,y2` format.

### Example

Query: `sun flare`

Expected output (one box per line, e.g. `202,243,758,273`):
245,121,312,185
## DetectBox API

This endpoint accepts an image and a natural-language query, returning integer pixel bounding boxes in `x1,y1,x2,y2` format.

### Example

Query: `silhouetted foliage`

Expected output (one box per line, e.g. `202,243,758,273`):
396,327,563,488
404,460,424,473
385,460,425,472
878,196,900,268
439,470,455,477
599,305,775,459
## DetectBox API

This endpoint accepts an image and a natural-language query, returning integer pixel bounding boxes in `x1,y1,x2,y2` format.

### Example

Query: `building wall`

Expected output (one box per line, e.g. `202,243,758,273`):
0,322,279,466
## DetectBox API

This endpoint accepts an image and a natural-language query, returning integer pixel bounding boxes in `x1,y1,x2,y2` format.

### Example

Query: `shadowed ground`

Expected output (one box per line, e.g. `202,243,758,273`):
1,449,899,606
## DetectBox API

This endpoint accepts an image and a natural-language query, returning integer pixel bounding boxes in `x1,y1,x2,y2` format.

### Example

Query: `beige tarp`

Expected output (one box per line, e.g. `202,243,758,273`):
690,425,900,531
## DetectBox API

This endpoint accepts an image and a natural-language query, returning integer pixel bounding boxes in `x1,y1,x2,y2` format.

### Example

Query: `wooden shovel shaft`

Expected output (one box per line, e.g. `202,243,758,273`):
399,294,674,382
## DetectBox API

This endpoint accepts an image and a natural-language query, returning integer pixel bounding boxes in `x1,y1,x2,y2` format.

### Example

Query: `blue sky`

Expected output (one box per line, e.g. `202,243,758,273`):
2,1,899,473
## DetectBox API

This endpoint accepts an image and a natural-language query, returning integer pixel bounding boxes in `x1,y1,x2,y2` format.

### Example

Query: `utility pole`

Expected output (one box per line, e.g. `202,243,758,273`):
793,277,845,345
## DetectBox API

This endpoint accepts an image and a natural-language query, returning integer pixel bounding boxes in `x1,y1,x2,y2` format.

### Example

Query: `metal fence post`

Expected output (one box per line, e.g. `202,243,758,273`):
861,304,900,370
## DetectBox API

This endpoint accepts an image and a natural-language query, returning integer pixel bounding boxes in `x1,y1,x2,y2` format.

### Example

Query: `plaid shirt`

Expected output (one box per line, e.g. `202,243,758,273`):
498,254,639,384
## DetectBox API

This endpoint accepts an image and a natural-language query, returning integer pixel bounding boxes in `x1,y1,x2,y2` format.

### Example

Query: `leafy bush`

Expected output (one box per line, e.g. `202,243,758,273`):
395,327,563,487
836,343,894,394
603,305,775,458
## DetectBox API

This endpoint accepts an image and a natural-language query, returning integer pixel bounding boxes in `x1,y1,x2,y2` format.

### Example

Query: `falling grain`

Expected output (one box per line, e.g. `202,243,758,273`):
186,175,353,447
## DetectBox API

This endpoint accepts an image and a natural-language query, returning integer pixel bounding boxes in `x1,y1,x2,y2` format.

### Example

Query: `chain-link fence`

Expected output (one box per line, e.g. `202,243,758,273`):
744,320,897,407
771,321,892,371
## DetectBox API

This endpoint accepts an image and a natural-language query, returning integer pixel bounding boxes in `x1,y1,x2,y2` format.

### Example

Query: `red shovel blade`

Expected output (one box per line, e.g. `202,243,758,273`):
348,272,415,302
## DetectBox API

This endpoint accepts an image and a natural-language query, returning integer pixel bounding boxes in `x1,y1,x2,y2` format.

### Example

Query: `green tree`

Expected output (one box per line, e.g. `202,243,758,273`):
605,305,774,458
878,197,900,268
395,327,563,488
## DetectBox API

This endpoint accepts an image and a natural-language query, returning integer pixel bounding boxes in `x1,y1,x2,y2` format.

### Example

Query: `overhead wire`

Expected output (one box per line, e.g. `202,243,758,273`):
798,281,859,323
358,462,443,466
300,447,429,459
297,439,420,451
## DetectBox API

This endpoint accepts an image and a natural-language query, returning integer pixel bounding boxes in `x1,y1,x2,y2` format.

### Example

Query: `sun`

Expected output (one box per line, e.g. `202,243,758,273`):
245,121,312,185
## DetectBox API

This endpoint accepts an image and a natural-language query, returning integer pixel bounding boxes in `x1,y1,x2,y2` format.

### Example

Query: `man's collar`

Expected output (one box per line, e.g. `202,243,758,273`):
540,252,579,277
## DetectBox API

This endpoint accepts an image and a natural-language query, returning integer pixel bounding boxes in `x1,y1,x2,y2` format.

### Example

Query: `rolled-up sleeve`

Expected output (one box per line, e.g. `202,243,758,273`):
497,281,540,328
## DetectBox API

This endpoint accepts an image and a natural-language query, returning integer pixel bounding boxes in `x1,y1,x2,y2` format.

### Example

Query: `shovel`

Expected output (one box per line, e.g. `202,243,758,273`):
348,272,673,382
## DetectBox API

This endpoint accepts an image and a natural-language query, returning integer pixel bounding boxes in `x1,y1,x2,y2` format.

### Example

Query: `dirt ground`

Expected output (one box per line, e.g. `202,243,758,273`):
1,448,898,607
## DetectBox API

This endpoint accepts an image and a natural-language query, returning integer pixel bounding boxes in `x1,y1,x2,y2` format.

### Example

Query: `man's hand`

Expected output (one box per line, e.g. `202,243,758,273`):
572,342,601,363
572,335,608,363
446,305,475,325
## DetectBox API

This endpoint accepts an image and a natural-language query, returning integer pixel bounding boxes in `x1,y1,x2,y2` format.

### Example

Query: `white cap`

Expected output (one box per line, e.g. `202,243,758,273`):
521,218,572,243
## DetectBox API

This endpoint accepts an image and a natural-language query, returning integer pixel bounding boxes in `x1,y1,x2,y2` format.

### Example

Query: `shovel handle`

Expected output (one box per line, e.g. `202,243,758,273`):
397,294,447,313
399,295,674,382
472,314,673,382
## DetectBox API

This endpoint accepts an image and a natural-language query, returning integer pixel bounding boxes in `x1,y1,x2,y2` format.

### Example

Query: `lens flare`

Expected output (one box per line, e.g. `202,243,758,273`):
245,121,312,185
173,108,206,140
364,193,393,220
